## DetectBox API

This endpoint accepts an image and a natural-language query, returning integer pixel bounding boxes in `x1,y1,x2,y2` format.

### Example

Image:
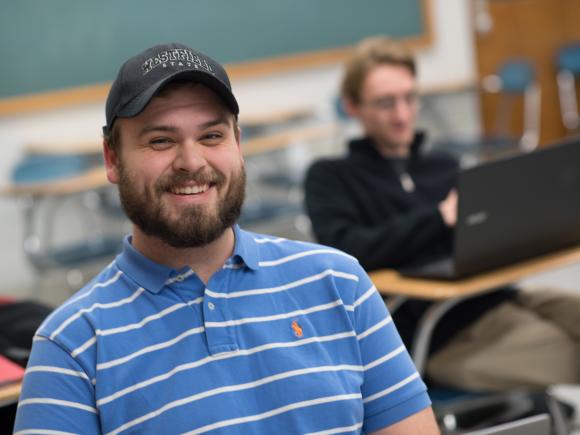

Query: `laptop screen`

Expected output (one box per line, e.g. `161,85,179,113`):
453,137,580,277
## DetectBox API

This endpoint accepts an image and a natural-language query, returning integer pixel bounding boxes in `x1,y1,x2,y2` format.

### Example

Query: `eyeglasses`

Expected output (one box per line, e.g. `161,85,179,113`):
364,91,420,111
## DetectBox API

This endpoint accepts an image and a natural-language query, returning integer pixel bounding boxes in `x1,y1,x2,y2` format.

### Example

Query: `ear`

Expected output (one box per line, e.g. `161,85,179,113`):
235,124,245,164
235,124,242,147
103,140,120,184
342,96,360,119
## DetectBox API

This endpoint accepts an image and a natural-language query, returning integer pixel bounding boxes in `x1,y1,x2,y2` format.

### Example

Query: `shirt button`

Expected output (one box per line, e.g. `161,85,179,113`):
175,275,184,282
208,302,216,310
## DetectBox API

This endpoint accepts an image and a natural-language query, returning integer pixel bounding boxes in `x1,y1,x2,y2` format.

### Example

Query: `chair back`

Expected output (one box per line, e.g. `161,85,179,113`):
556,42,580,132
482,58,541,153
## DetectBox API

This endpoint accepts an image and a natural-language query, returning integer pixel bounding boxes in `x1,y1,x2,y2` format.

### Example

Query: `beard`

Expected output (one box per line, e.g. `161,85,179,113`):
117,162,245,248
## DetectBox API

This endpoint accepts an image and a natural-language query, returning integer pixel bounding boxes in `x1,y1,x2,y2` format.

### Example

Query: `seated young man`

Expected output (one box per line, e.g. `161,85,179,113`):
304,36,580,391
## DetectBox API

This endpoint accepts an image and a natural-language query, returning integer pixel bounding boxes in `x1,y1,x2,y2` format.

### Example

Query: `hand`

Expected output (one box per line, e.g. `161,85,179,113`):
438,189,457,227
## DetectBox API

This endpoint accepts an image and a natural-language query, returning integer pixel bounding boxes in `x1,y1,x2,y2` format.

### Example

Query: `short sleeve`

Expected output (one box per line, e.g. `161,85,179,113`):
351,270,431,432
14,337,100,434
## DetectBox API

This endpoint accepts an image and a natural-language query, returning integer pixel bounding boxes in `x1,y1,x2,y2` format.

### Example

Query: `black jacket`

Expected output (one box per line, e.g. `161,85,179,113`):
305,133,456,271
304,134,513,355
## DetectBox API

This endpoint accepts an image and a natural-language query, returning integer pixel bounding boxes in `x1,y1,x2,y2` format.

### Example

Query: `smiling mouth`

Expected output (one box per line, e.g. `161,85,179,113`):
170,184,210,195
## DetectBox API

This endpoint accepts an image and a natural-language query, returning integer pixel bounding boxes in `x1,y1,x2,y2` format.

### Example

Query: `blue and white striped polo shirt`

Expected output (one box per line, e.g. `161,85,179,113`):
15,226,430,434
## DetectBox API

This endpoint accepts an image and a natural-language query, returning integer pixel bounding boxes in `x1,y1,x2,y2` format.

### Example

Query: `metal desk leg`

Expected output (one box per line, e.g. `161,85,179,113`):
411,296,468,375
385,295,407,315
546,389,570,435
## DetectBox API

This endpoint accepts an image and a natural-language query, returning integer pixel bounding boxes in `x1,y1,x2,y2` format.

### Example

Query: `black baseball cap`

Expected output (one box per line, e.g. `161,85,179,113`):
103,42,239,135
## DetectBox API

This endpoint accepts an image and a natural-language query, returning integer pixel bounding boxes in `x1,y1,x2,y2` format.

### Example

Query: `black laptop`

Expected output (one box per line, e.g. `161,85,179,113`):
401,137,580,280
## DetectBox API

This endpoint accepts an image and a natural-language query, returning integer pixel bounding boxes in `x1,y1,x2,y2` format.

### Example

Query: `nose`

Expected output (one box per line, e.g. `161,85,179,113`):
392,98,413,121
173,141,207,173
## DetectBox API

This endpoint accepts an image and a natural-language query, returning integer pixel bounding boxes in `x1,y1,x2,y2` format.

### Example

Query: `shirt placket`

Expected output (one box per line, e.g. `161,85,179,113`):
204,268,239,355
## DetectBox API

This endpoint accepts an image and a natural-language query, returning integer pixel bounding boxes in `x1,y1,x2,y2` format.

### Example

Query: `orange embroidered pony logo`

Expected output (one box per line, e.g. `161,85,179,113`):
291,320,303,338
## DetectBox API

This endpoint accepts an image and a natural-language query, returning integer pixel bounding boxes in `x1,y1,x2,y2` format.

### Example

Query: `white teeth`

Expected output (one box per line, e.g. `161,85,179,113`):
172,184,209,195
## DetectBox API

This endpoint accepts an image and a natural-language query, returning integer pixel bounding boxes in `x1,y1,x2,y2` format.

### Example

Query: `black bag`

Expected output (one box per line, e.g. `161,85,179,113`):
0,300,53,367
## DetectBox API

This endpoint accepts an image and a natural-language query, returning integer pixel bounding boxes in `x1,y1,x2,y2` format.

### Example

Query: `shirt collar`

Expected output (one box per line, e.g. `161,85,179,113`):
115,224,259,294
115,235,178,294
231,224,260,271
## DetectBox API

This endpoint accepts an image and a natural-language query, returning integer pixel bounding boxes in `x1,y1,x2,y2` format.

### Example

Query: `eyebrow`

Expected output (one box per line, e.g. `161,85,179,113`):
198,117,232,130
138,117,232,138
138,125,178,138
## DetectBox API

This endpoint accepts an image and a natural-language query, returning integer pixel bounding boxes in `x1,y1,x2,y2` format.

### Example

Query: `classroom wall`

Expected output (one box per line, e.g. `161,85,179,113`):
0,0,477,299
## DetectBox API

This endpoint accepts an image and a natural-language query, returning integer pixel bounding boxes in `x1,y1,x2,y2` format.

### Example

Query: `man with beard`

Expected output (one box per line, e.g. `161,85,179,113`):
14,43,438,434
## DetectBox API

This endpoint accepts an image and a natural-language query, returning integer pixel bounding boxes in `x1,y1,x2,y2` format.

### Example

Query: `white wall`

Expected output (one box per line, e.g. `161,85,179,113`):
417,0,476,90
0,0,477,299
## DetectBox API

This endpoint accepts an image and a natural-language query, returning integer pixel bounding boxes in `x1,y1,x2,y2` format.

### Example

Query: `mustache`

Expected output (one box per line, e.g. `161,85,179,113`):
157,169,226,191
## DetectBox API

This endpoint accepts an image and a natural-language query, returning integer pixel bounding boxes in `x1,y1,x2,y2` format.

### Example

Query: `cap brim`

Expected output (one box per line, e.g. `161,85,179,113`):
116,70,239,120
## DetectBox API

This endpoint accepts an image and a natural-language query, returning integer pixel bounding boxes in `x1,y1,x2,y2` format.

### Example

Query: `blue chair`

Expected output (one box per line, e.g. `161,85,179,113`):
10,152,126,291
481,58,541,154
432,58,541,166
387,298,572,434
331,95,361,149
556,42,580,133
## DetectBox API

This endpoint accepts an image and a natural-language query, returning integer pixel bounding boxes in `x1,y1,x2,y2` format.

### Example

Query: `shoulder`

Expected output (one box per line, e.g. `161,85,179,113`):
306,156,350,178
248,233,372,306
305,157,356,195
247,231,365,276
36,261,131,340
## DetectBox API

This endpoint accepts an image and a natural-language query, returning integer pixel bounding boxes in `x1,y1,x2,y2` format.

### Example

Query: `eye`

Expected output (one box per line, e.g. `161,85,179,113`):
148,137,175,150
374,96,397,110
200,131,225,144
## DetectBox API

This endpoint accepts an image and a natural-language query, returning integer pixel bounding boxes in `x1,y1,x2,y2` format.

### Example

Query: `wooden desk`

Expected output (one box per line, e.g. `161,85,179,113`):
369,245,580,373
0,382,21,405
0,166,108,198
370,245,580,300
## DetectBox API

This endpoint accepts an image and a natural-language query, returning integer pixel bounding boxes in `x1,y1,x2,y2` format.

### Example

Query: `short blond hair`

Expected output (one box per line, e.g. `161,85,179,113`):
341,36,416,104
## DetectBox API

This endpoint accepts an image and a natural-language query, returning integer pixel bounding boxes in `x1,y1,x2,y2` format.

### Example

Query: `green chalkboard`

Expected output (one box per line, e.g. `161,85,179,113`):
1,0,429,101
